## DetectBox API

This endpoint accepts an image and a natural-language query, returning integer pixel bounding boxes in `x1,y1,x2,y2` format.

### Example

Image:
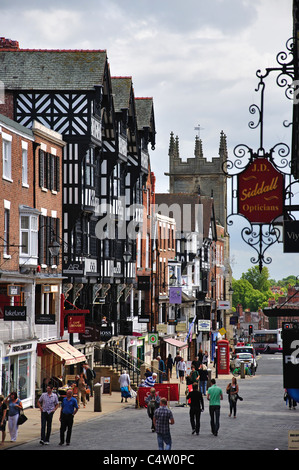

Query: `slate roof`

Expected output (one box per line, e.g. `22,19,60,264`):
111,77,133,112
135,97,154,130
0,50,107,91
0,112,33,138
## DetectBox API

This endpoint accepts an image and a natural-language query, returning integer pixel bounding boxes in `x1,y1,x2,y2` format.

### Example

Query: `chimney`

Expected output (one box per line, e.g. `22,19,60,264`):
0,37,20,50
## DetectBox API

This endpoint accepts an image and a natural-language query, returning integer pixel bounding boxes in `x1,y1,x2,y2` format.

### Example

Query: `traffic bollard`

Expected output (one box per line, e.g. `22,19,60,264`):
94,383,102,412
240,363,245,379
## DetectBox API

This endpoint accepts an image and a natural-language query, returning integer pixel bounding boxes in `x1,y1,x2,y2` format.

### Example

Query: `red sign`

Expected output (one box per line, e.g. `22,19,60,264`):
238,158,283,224
68,315,85,333
137,383,179,407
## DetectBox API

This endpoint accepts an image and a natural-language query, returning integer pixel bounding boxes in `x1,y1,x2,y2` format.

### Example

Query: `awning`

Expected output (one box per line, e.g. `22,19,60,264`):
45,341,86,365
163,337,188,349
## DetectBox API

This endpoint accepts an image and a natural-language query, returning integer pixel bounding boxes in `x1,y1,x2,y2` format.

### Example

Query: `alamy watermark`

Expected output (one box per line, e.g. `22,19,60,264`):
94,197,204,247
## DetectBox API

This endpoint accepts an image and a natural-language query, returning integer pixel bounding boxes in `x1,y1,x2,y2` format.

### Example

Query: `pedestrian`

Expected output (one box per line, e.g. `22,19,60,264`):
145,388,160,432
186,382,204,435
207,378,223,436
157,356,166,383
166,354,174,380
174,352,182,379
37,384,59,445
59,388,78,446
198,364,209,396
0,395,8,445
177,357,186,384
118,370,131,402
197,349,204,364
144,372,157,387
77,373,87,408
83,363,96,397
153,397,175,450
5,392,23,442
226,377,239,418
187,365,199,385
202,350,209,367
191,356,201,371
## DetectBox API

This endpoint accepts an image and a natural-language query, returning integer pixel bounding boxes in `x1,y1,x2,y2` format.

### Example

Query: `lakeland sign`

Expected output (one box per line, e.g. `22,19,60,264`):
238,157,284,224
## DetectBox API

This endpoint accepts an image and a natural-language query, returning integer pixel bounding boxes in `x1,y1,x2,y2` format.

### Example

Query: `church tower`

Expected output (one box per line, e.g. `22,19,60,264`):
166,130,228,229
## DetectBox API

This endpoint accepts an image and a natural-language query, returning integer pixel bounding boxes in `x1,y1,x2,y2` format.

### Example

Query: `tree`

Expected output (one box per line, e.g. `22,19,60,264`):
232,278,269,312
241,266,271,293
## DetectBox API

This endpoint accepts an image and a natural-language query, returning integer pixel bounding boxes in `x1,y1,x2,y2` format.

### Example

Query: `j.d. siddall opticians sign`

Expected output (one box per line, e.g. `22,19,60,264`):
238,158,284,224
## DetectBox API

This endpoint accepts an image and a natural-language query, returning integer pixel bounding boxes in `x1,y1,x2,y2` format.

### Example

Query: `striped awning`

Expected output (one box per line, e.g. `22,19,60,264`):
46,342,86,365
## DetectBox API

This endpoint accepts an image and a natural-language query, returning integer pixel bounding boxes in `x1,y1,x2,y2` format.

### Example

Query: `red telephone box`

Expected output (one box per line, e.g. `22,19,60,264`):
217,339,230,374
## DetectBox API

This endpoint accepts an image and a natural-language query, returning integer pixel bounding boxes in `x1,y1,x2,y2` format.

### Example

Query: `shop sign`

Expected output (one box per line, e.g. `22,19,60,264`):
100,327,112,342
4,306,26,321
284,220,299,253
7,285,21,296
198,320,211,331
169,287,182,304
35,313,56,325
79,324,100,342
68,315,85,333
238,158,283,224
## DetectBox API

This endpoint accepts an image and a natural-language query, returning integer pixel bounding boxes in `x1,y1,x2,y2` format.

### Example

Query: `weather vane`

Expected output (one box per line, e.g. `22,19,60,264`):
194,124,204,139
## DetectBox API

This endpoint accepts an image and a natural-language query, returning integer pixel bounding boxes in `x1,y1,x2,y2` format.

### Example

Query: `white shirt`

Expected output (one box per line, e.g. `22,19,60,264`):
119,373,130,388
177,361,186,371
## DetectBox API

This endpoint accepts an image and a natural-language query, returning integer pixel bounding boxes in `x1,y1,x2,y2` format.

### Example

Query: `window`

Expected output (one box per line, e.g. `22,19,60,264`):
2,133,12,180
39,149,60,191
3,208,10,256
22,142,28,186
19,209,38,265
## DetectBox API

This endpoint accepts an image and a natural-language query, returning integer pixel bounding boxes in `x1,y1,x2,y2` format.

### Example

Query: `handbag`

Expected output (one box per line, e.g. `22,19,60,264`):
17,410,28,425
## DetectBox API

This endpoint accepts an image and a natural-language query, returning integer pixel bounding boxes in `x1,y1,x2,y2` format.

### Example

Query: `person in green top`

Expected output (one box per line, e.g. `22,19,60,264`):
207,379,223,436
188,365,199,385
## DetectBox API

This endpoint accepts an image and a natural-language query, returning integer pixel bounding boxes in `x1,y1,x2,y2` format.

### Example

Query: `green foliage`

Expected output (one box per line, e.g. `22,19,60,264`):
232,267,297,311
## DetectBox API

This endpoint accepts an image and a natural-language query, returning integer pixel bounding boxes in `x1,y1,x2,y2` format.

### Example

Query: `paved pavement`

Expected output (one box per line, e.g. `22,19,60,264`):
0,363,224,450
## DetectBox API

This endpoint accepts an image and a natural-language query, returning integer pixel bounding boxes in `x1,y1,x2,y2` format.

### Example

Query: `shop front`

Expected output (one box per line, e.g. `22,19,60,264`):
1,340,38,409
36,340,87,390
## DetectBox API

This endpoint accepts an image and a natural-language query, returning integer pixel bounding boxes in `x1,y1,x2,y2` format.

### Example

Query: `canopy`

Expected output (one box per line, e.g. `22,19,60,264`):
45,341,86,365
163,337,188,349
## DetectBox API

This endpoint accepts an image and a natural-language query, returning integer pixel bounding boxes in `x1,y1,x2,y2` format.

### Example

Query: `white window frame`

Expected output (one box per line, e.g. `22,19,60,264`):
22,141,28,187
2,132,12,181
19,209,39,266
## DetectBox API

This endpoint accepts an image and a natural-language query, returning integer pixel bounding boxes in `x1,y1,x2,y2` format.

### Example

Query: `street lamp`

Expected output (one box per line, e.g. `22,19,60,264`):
48,240,60,257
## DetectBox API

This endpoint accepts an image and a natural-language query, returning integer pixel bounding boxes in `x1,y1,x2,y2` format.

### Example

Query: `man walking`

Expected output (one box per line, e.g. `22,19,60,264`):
153,397,175,450
207,378,223,436
37,384,59,445
145,388,160,432
186,382,204,435
59,389,78,446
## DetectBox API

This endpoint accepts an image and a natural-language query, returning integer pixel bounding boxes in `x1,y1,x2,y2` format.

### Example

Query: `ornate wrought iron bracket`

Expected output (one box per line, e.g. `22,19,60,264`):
224,38,296,272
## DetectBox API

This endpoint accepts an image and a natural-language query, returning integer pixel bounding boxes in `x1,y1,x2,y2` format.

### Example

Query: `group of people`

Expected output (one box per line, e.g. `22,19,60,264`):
144,374,242,450
0,363,96,447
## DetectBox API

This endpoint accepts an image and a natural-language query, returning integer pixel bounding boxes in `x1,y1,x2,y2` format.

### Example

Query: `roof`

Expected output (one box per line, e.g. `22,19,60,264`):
0,50,108,91
111,77,133,112
0,112,33,138
135,97,154,130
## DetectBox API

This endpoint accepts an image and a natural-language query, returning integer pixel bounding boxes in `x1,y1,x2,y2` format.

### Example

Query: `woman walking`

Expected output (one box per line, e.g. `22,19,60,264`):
118,370,131,403
226,377,239,418
5,392,23,442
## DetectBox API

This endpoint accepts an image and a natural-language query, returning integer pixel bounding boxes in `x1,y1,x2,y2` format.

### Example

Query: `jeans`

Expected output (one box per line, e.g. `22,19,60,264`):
200,380,207,395
60,413,74,444
209,405,220,435
157,432,172,450
41,411,54,442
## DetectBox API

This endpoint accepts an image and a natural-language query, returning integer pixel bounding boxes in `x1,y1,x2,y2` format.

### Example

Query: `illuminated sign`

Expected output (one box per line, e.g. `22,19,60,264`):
238,158,283,224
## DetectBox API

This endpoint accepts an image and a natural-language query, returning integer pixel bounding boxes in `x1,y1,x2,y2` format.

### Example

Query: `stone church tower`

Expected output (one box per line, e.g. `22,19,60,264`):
166,130,228,229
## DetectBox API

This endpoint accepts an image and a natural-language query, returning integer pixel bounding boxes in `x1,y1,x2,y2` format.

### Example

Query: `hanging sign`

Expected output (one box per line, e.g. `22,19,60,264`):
169,287,182,304
238,158,283,224
68,315,85,333
148,333,159,345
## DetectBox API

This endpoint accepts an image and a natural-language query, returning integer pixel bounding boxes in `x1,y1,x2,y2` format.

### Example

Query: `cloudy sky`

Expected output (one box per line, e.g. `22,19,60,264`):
0,0,296,281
